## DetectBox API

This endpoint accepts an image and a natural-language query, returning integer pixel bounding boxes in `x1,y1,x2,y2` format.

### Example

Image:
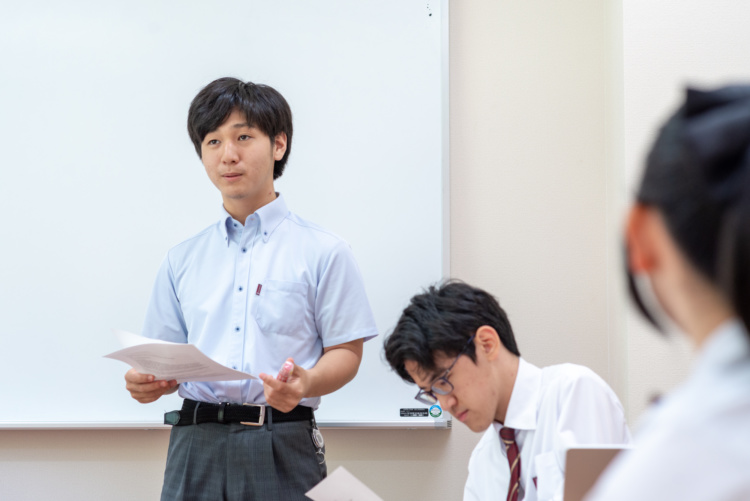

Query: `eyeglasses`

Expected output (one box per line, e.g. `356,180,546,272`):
414,335,475,405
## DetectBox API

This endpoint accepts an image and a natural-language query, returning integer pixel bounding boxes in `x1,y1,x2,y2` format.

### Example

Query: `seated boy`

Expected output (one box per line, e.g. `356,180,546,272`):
384,281,630,501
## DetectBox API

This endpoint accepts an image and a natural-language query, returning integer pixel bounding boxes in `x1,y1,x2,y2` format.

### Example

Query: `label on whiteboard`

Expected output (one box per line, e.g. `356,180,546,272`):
400,408,429,417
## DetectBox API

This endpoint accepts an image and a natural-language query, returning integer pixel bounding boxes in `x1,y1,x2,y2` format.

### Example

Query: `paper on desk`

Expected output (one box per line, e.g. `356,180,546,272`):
104,329,256,383
305,466,384,501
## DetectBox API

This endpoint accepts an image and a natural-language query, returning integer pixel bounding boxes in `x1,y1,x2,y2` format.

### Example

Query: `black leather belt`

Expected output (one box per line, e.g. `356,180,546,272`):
164,399,313,427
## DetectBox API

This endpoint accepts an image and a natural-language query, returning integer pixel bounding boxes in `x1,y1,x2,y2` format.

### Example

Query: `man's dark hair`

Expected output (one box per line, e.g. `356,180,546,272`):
384,281,520,384
187,77,293,180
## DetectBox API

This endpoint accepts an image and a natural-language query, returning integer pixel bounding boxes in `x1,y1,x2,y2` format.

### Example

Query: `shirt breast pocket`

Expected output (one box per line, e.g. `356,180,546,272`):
253,279,311,336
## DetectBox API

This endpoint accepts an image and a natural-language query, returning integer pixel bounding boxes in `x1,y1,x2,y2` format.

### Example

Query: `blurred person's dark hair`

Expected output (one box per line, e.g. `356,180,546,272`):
628,85,750,337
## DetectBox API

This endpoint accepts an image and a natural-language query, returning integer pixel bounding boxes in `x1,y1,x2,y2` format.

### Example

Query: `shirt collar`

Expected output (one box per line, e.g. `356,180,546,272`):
217,193,290,245
219,211,232,244
691,318,750,377
255,193,289,243
501,357,541,431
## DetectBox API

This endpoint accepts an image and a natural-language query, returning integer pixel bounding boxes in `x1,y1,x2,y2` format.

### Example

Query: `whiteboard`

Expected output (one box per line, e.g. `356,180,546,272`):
0,0,449,429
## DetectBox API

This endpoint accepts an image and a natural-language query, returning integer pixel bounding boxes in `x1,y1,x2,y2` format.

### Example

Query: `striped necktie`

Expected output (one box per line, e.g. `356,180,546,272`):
500,427,521,501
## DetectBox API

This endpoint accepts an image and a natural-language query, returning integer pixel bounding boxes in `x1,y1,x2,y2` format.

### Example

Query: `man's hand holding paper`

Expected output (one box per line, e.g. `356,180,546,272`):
124,368,179,404
105,330,256,398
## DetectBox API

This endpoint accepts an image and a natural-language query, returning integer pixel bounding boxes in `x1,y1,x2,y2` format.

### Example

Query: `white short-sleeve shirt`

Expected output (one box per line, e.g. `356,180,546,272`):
142,194,378,408
464,358,631,501
585,319,750,501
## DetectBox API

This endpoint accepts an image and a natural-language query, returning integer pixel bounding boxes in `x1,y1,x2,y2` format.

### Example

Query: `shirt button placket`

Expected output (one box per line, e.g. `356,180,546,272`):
228,222,255,401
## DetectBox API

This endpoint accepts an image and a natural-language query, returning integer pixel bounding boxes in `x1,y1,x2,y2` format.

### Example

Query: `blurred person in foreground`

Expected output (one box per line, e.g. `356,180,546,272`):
586,85,750,500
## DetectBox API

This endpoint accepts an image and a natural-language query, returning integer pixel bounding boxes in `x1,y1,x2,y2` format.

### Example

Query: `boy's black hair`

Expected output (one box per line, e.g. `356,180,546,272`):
384,281,520,383
187,77,293,179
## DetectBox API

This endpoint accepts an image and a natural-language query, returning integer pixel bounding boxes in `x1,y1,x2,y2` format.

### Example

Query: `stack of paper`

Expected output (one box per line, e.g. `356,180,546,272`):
104,330,255,383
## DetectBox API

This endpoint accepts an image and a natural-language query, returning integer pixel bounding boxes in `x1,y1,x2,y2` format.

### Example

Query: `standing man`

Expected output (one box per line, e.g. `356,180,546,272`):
124,77,378,500
384,281,630,501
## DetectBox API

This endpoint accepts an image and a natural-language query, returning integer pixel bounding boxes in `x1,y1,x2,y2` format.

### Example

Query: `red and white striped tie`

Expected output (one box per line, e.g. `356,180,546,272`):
500,427,521,501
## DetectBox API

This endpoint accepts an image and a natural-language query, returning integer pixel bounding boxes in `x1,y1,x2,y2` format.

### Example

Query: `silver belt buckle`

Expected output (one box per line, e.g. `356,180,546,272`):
240,403,266,426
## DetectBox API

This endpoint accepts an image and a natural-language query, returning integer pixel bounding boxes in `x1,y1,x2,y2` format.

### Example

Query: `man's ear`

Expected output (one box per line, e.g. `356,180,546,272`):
273,132,288,160
626,204,658,273
474,325,501,361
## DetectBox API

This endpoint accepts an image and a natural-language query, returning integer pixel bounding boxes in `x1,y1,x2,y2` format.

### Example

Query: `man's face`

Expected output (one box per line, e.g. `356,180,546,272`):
200,109,286,213
405,347,505,432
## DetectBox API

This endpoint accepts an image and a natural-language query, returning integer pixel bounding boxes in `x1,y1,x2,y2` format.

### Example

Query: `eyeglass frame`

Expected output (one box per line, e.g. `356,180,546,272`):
414,334,475,405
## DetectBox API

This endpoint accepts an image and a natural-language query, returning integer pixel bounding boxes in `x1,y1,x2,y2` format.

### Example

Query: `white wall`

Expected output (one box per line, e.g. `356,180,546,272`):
9,0,747,499
451,0,619,388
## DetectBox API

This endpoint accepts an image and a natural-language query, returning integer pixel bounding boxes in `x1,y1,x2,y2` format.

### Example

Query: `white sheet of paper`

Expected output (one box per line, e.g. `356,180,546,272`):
104,329,256,383
305,466,384,501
